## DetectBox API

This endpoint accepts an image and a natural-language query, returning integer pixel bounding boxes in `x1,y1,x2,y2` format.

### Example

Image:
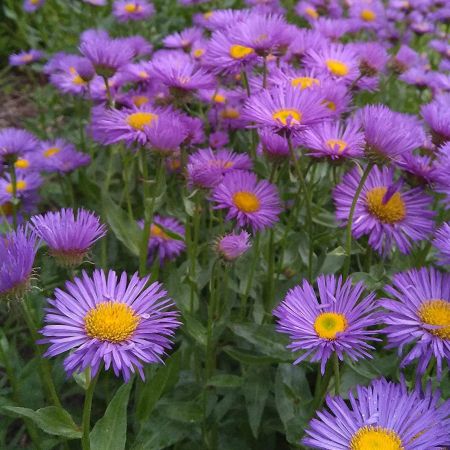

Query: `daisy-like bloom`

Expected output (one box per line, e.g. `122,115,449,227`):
36,139,90,173
303,378,450,450
355,105,424,162
211,170,281,232
295,1,321,22
149,53,215,92
0,227,38,299
0,173,42,207
203,30,259,75
145,114,188,154
302,121,365,160
349,0,386,28
433,222,450,265
242,84,330,134
209,131,229,149
0,128,38,162
140,215,186,264
317,79,351,117
285,29,328,62
187,148,252,189
258,128,290,160
9,49,42,66
274,274,378,373
23,0,45,12
118,35,153,57
381,267,450,377
80,36,135,78
269,65,322,91
421,94,450,146
396,152,438,186
40,269,180,381
333,166,435,256
112,0,155,22
390,44,425,74
215,231,251,262
350,42,389,76
31,209,106,267
163,27,203,51
312,18,353,40
90,104,162,147
304,44,360,83
193,9,251,31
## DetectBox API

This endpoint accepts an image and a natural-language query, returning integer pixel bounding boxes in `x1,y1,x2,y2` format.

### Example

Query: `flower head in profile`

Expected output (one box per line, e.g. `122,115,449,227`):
40,269,180,381
215,231,251,262
0,128,38,162
333,166,435,256
9,49,43,66
187,148,253,189
242,84,330,133
433,222,450,266
31,209,106,267
274,274,379,374
421,94,450,146
302,120,365,160
381,267,450,378
36,139,90,173
145,114,188,154
112,0,155,22
212,170,281,232
304,378,450,449
140,215,186,265
0,227,38,300
23,0,45,13
258,128,290,160
163,27,203,50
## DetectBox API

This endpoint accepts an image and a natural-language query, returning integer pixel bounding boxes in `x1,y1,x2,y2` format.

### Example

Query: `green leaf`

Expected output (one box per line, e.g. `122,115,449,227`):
2,406,81,439
243,367,270,438
90,381,133,450
102,193,142,256
182,312,207,347
136,352,181,421
223,347,280,365
208,374,243,388
159,401,203,423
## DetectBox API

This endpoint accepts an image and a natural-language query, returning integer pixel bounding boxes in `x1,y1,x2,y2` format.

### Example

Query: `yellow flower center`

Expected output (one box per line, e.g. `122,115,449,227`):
366,187,406,224
350,426,403,450
213,93,226,103
272,108,302,126
21,53,33,63
0,202,14,216
15,158,30,169
124,3,142,13
126,112,158,130
233,191,261,213
326,59,350,77
31,0,39,3
326,138,347,154
193,48,205,58
229,45,254,60
44,147,61,158
220,107,240,119
69,67,86,86
6,180,27,193
132,95,150,107
291,76,320,90
150,224,169,240
314,312,347,339
84,301,139,343
203,11,213,19
418,299,450,339
361,9,377,22
305,6,319,19
324,100,336,111
138,70,149,79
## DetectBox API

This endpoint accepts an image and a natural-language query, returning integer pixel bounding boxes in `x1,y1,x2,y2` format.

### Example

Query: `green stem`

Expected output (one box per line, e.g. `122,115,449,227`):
240,233,260,320
342,162,374,279
241,70,251,97
265,228,275,315
8,163,18,229
21,299,63,409
102,76,114,108
206,260,219,380
287,136,313,281
189,193,202,312
262,56,268,89
311,361,333,414
81,370,100,450
333,353,340,396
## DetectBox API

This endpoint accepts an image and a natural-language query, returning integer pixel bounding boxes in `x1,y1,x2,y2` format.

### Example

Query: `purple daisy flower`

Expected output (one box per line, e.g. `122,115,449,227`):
145,114,188,154
350,41,389,76
36,139,90,173
381,267,450,377
112,0,155,22
187,148,253,189
333,166,435,256
304,378,450,449
273,274,379,374
80,36,135,78
40,269,180,381
304,43,360,83
23,0,45,12
0,227,38,299
421,94,450,146
31,209,106,267
140,215,186,265
286,29,329,62
258,128,290,160
312,18,353,40
355,104,425,162
242,84,330,133
163,27,203,51
302,120,365,160
0,172,42,206
118,35,153,58
0,128,38,161
433,222,450,265
211,170,281,232
9,49,43,66
215,231,251,262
